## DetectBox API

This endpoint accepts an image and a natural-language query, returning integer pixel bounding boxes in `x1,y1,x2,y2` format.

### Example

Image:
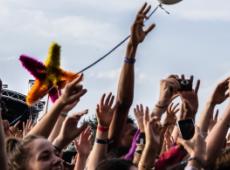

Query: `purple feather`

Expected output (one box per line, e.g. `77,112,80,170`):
19,55,46,80
49,87,61,103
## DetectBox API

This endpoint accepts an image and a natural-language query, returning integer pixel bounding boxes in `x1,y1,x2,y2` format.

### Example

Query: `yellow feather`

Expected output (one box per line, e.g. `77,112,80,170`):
44,42,61,68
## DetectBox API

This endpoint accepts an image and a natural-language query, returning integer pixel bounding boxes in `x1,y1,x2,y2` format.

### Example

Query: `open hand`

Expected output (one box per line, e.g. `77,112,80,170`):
130,2,155,46
134,104,145,132
74,126,93,157
59,74,87,112
209,77,230,105
96,92,117,127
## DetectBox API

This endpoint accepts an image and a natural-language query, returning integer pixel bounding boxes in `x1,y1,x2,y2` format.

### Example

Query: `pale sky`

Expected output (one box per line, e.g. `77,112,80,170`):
0,0,230,118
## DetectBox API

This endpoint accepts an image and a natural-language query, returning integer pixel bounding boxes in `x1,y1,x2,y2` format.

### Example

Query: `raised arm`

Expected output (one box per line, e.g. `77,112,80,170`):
28,74,87,138
197,77,229,135
205,99,230,165
74,127,93,170
0,80,8,170
138,108,160,170
87,93,117,170
52,110,88,150
151,75,180,119
109,2,155,146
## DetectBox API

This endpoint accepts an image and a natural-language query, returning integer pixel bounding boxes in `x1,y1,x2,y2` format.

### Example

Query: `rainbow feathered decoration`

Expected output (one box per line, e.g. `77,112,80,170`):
20,42,81,106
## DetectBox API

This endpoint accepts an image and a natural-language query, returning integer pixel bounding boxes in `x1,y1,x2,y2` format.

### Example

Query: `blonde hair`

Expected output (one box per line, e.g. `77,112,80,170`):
6,135,40,170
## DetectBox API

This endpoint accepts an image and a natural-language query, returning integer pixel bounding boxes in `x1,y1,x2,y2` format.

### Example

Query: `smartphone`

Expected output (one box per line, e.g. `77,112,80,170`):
177,118,195,140
178,79,192,91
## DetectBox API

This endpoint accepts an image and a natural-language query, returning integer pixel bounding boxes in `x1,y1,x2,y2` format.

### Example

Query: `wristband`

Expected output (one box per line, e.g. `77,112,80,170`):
135,150,143,155
97,125,109,132
95,138,109,145
187,157,204,168
137,132,145,144
124,57,136,64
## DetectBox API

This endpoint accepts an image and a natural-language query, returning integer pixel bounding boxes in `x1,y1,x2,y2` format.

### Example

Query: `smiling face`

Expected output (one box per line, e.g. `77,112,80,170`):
26,138,64,170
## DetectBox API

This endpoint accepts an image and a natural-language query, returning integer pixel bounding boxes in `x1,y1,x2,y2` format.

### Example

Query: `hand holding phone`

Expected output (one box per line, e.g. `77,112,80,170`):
178,79,192,91
177,118,195,140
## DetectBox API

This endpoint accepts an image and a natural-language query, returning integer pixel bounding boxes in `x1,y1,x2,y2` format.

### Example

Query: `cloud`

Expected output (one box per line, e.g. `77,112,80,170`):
168,0,230,21
89,68,120,80
88,67,153,85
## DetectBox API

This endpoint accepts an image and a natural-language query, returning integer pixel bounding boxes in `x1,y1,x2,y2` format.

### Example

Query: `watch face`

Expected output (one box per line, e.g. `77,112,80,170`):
158,0,183,5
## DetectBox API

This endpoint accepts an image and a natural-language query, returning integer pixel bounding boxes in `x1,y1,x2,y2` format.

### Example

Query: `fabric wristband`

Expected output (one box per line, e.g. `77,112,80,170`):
97,125,109,132
95,138,109,145
124,57,136,64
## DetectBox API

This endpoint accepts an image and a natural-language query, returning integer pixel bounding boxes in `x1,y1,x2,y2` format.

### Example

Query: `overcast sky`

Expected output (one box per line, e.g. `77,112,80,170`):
0,0,230,118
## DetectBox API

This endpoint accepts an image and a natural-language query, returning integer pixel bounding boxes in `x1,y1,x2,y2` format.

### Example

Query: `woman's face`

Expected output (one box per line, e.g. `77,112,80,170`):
26,138,64,170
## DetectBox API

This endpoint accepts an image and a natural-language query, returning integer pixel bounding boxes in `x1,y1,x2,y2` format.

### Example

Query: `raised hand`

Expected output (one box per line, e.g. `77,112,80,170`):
9,121,22,138
139,110,161,169
58,74,87,112
156,75,181,111
209,77,230,105
134,104,145,132
143,109,161,147
74,126,93,157
22,119,34,137
54,110,88,149
177,126,206,168
96,92,117,127
130,2,155,46
178,75,200,118
163,102,179,127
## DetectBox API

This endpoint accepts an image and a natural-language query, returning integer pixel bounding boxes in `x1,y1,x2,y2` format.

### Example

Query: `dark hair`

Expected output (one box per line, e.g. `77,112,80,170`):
126,117,135,124
96,159,134,170
215,147,230,170
6,135,41,170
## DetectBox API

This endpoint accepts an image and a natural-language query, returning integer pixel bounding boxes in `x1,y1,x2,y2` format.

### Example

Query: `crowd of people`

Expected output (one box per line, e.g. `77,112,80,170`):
0,2,230,170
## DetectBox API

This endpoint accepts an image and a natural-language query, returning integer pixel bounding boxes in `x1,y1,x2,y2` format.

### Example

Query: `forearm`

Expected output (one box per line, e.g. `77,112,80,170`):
133,144,144,166
138,144,157,170
197,101,215,134
48,115,66,142
151,104,167,119
206,102,230,164
28,99,65,138
116,42,136,106
74,154,88,170
86,129,108,170
109,42,137,144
